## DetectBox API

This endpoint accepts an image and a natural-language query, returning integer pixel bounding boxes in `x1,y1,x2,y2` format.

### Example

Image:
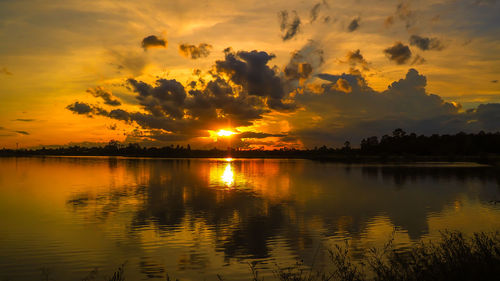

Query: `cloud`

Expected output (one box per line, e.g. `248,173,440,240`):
385,16,395,28
141,35,167,50
395,1,416,29
66,101,94,115
347,17,360,32
384,42,412,64
332,78,353,93
344,49,369,70
66,42,500,149
127,78,187,119
108,50,148,76
87,87,121,106
291,69,500,147
384,1,416,29
470,103,500,131
215,49,296,111
15,131,29,135
178,43,212,59
0,127,30,137
68,48,300,141
127,129,193,142
411,54,426,65
310,3,321,23
238,131,286,139
66,48,308,145
279,10,301,41
14,119,35,122
0,67,12,75
284,40,324,82
472,0,498,6
409,35,444,51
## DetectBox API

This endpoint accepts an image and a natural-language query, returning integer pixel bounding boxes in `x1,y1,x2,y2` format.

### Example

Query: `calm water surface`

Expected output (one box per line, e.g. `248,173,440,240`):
1,157,500,280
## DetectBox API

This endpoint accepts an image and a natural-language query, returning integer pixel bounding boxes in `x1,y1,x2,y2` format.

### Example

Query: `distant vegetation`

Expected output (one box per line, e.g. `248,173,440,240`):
1,130,500,163
27,231,500,281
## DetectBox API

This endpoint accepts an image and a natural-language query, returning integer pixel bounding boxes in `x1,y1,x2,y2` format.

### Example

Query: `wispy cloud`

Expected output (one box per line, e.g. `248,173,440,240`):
178,43,212,59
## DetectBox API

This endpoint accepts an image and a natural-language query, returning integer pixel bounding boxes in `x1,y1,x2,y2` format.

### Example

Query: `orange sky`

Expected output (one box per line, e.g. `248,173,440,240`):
0,0,499,149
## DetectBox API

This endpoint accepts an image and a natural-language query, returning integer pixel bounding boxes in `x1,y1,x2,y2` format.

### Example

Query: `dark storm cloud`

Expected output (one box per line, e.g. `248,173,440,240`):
347,17,360,32
310,3,321,23
87,87,121,106
279,10,301,41
0,67,12,75
409,35,444,51
384,42,412,64
215,49,296,111
15,131,29,135
238,132,286,139
141,35,167,50
178,43,212,59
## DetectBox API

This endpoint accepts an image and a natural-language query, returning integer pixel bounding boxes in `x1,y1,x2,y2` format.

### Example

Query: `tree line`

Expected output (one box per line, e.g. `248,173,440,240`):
1,129,499,159
360,129,500,155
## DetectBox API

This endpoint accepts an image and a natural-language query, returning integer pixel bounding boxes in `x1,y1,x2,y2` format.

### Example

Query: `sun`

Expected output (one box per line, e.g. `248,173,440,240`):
216,129,236,137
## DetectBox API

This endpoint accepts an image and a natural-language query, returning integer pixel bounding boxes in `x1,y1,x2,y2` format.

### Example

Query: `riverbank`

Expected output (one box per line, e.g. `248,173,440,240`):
34,231,500,281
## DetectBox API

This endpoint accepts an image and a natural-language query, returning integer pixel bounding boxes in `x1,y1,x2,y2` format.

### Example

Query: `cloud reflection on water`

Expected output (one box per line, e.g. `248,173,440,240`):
1,157,500,280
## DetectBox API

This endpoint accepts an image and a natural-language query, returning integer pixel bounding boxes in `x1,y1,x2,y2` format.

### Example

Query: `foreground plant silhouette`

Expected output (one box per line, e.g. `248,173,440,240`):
29,231,500,281
279,231,500,281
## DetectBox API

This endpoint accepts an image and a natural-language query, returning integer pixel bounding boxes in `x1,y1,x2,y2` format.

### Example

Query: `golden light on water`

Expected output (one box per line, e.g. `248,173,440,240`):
208,159,237,188
221,163,234,186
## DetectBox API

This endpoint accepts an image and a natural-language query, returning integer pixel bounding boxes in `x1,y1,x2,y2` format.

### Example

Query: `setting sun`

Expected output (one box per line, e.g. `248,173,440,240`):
216,130,236,137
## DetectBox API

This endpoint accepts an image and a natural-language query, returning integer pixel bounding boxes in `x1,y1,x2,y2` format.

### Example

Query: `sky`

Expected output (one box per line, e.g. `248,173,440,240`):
0,0,499,149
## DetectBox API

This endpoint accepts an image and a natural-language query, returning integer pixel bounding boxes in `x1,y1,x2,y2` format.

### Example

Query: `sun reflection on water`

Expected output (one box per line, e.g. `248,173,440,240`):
221,163,234,187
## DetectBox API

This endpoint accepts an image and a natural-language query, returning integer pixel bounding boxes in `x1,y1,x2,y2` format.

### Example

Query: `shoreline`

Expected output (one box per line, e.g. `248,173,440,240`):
1,153,499,166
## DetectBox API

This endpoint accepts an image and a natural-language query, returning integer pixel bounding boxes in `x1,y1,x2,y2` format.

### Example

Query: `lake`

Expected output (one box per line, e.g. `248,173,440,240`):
1,157,499,280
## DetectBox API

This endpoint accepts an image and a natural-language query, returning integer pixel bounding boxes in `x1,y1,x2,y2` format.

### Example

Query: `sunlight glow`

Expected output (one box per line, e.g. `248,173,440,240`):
216,130,236,137
221,163,234,186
